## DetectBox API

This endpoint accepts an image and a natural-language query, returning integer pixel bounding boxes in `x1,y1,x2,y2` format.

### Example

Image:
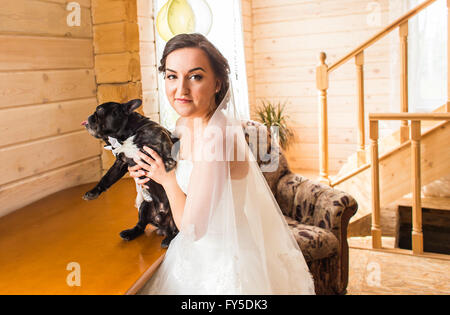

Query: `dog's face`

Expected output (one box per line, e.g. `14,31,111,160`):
82,99,142,139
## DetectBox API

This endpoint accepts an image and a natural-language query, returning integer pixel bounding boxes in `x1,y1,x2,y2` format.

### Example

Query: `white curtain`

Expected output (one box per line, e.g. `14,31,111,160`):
389,0,447,115
152,0,250,131
408,0,447,112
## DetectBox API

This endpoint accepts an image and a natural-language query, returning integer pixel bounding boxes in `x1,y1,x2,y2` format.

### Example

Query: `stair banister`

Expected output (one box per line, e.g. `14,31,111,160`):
369,120,381,249
410,120,423,254
356,51,366,167
315,0,439,184
316,52,330,185
368,113,450,255
399,22,409,143
327,0,438,73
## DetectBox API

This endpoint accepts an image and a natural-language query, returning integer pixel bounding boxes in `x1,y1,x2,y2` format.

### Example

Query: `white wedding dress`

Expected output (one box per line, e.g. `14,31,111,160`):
138,159,243,295
137,79,314,295
136,158,315,295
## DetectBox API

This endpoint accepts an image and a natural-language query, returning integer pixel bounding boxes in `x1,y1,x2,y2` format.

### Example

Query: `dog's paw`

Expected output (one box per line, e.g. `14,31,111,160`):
156,227,169,236
82,190,100,200
120,226,144,241
161,236,174,248
164,159,177,172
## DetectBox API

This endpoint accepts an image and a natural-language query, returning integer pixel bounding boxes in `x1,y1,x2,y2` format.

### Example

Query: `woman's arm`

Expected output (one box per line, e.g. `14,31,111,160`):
230,134,249,180
160,175,186,231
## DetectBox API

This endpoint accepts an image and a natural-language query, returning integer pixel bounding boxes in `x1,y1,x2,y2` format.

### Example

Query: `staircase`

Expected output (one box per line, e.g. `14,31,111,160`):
334,104,449,182
332,109,450,236
314,0,450,286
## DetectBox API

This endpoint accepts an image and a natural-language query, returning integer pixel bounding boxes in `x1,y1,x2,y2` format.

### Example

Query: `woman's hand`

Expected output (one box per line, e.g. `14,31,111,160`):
128,163,145,185
131,146,176,188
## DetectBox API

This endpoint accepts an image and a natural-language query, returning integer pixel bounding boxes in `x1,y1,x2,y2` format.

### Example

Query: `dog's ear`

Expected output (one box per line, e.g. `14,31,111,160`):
96,105,106,117
124,99,142,113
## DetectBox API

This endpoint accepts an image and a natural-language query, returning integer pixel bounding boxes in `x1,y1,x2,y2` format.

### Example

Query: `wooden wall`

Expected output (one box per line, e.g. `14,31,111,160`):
137,0,160,121
0,0,402,216
0,0,101,217
91,0,144,175
246,0,394,174
241,0,256,116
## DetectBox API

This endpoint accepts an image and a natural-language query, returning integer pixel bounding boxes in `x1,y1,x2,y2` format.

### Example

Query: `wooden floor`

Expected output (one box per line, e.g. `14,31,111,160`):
347,237,450,295
0,179,166,295
2,176,448,295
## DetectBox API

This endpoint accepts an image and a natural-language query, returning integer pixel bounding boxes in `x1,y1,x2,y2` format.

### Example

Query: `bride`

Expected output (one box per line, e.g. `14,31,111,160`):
128,33,315,295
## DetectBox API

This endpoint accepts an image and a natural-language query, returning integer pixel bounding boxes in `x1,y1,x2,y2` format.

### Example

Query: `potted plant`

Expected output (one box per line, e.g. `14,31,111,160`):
255,99,295,150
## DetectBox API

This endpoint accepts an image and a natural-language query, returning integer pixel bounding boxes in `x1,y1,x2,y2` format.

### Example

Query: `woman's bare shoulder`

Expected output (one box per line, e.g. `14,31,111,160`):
174,117,187,137
176,116,187,127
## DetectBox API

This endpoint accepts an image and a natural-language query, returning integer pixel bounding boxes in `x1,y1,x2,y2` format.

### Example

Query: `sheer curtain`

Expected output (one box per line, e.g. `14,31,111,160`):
152,0,250,131
389,0,447,115
387,0,449,197
408,0,447,112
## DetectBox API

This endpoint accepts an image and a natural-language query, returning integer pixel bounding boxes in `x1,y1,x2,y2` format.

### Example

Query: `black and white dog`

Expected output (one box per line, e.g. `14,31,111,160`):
82,99,179,248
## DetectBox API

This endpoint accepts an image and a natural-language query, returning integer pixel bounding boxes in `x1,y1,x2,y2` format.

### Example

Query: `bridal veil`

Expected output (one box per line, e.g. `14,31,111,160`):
151,76,316,295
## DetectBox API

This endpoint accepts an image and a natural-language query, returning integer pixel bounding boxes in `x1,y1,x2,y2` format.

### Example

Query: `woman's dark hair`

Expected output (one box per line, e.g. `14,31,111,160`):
158,33,230,111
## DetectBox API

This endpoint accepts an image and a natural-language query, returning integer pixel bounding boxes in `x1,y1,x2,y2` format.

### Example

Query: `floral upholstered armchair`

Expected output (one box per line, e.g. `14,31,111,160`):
241,120,358,295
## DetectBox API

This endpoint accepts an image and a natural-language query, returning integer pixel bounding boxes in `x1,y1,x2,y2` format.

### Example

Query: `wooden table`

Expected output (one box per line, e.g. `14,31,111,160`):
0,179,166,294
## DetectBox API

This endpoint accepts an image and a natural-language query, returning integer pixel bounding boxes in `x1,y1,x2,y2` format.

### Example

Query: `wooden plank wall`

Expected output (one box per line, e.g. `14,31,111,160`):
0,0,101,217
247,0,394,174
137,0,159,122
91,0,144,176
241,0,256,116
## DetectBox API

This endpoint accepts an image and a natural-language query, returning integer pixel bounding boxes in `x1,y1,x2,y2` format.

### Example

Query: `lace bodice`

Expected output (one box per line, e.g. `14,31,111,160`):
175,160,193,194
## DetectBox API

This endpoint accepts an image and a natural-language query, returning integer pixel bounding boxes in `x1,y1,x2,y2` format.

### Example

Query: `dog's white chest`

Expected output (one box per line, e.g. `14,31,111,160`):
105,136,140,159
104,136,153,207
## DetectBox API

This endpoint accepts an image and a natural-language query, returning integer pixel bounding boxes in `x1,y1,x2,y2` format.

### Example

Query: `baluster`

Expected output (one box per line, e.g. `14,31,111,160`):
399,21,409,143
411,120,423,254
316,52,330,185
370,120,382,249
355,51,366,167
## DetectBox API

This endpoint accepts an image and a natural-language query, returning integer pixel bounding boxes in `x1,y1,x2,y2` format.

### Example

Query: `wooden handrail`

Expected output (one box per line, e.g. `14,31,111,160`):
328,0,438,72
370,113,450,121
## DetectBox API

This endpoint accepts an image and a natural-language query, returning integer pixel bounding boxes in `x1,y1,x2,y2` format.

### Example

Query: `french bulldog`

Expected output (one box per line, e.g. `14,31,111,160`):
81,99,179,248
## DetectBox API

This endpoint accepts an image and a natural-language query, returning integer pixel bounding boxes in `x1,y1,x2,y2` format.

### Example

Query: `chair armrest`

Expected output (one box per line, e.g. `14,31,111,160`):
311,181,358,294
275,173,358,241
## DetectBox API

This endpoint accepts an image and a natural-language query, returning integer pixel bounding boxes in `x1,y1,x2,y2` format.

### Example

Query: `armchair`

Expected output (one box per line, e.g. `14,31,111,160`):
242,120,358,295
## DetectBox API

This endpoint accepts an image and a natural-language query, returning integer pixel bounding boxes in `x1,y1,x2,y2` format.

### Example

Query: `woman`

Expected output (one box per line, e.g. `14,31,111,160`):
129,33,315,295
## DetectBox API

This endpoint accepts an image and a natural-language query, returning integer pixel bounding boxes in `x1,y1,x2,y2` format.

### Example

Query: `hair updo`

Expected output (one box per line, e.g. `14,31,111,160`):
158,33,231,114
